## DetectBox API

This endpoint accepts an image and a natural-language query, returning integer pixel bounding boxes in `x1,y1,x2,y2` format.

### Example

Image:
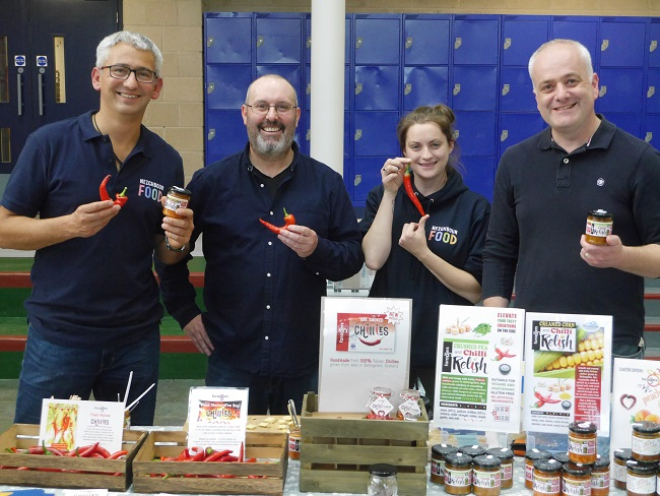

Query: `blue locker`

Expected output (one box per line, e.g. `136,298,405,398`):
453,16,500,66
354,66,400,111
403,66,449,111
461,156,496,202
500,67,536,113
353,156,391,202
255,15,303,64
206,110,247,158
454,112,497,157
205,64,252,110
498,113,546,157
403,15,450,66
551,18,599,66
305,65,350,111
354,15,401,65
304,16,350,65
501,17,550,66
600,19,647,67
602,113,642,140
651,23,660,68
596,68,644,114
205,13,252,64
256,65,304,109
647,69,660,114
452,66,499,112
644,115,660,149
353,112,400,157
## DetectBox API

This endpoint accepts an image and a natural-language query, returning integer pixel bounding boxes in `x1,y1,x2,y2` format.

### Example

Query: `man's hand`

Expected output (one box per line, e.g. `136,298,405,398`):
580,234,623,268
184,314,214,356
278,223,318,258
65,200,120,238
161,198,194,250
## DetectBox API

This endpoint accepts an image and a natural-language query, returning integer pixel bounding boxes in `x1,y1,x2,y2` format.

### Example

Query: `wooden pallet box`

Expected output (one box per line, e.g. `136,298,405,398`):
132,430,288,495
299,392,429,495
0,423,146,490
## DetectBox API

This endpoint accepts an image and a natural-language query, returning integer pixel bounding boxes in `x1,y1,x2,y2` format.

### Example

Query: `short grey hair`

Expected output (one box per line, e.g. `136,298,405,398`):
528,39,593,83
96,31,163,76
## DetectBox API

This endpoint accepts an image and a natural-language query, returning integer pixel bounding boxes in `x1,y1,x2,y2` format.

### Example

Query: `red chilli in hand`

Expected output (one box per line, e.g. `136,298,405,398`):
99,174,128,207
259,207,296,234
403,165,425,217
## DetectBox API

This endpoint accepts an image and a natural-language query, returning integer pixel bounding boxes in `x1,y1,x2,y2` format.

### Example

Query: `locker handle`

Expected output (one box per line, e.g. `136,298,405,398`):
601,39,609,52
503,37,512,50
355,83,363,95
500,130,509,142
405,37,413,49
257,35,264,48
207,36,214,48
454,37,462,50
306,128,311,141
354,174,362,186
16,72,23,116
645,132,653,143
453,83,461,96
502,84,510,96
404,83,412,95
649,86,656,99
207,129,216,141
354,129,362,141
37,72,44,116
207,82,215,94
651,40,658,53
356,37,363,49
599,85,607,98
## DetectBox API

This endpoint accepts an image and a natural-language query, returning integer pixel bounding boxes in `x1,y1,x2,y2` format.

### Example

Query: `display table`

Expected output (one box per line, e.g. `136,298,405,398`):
0,456,627,496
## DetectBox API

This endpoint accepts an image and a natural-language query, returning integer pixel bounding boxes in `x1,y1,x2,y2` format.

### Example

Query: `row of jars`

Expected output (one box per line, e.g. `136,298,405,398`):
525,449,610,496
366,387,423,420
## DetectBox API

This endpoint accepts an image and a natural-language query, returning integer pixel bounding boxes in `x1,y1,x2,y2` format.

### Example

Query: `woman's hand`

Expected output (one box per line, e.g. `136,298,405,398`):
381,157,410,194
398,214,430,258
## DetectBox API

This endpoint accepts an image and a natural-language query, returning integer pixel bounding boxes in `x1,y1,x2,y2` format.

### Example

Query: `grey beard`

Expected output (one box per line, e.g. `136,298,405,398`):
252,132,293,159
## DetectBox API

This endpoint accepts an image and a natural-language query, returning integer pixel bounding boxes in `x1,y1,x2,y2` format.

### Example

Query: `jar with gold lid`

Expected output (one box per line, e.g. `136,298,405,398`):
613,448,633,490
444,452,473,495
472,454,502,496
487,447,514,490
533,458,563,496
568,421,597,464
562,462,592,496
626,459,657,496
525,449,553,489
591,454,610,496
632,421,660,463
430,443,458,485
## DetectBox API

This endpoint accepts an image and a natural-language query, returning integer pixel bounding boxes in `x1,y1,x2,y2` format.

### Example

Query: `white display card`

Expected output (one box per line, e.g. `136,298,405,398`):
611,358,660,451
523,312,612,435
318,297,412,413
434,304,525,433
38,398,124,453
187,387,249,454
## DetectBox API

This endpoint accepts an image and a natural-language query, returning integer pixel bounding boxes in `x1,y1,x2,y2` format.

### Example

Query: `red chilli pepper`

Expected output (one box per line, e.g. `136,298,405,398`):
99,174,129,207
259,208,296,234
109,450,129,460
403,165,425,217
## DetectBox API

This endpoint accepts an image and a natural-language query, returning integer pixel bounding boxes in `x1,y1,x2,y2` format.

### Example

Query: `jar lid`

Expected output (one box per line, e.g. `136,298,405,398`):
486,447,514,461
168,186,192,196
568,421,597,434
369,463,397,476
525,448,553,461
626,460,657,475
445,452,473,467
613,448,632,461
588,209,612,219
562,462,592,476
632,421,660,434
593,455,610,470
432,444,459,457
534,459,563,472
551,452,570,464
459,444,487,457
371,386,392,397
473,454,502,469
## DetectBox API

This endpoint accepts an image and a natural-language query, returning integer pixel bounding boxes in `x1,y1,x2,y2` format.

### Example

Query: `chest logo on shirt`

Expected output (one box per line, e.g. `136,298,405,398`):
429,225,458,245
138,178,165,202
597,178,605,187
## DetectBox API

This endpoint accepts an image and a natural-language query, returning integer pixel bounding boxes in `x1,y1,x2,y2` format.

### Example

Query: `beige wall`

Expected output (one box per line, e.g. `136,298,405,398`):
124,0,660,182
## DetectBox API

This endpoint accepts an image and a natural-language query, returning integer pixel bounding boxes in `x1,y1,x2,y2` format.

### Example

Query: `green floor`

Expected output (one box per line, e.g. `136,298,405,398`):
0,257,208,379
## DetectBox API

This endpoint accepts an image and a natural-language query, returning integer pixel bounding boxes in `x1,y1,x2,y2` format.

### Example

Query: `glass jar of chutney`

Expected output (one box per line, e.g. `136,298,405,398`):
444,452,473,495
487,447,514,490
472,454,502,496
430,443,458,485
591,454,610,496
525,449,553,489
568,421,597,464
613,448,633,490
533,459,563,496
562,462,592,496
626,459,657,496
632,421,660,463
585,209,613,245
162,186,191,218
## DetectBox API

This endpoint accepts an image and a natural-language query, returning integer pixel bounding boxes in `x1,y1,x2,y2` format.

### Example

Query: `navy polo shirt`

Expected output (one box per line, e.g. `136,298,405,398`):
1,111,184,348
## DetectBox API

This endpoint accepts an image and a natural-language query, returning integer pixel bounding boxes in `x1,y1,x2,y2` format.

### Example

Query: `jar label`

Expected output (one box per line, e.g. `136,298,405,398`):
591,472,609,488
612,463,627,482
533,475,561,494
568,434,596,455
502,463,513,480
164,195,188,212
445,468,472,487
369,396,394,417
585,220,612,238
627,473,656,494
525,463,534,481
398,398,421,419
562,477,591,496
632,434,660,456
473,469,501,488
288,435,300,453
431,459,446,477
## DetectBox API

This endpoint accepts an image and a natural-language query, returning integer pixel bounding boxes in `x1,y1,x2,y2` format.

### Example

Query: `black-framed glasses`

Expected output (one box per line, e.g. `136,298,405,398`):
100,65,158,83
245,101,297,116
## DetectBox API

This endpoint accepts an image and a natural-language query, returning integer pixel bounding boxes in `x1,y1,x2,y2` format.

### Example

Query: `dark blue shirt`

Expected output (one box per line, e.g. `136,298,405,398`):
157,142,364,377
1,111,184,348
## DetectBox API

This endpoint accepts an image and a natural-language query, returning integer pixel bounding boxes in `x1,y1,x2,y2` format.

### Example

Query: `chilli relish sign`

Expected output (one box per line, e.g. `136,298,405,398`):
523,312,613,436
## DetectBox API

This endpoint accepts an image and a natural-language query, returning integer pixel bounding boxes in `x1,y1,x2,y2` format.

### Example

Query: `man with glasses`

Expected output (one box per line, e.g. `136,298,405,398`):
156,74,363,414
0,31,193,425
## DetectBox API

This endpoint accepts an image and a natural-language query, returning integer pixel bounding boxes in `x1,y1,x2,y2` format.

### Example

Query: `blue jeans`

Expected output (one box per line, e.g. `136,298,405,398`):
206,356,318,415
14,326,160,426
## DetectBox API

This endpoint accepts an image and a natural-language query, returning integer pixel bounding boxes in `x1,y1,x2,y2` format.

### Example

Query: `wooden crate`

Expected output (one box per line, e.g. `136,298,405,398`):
132,430,288,495
299,392,429,495
0,423,146,490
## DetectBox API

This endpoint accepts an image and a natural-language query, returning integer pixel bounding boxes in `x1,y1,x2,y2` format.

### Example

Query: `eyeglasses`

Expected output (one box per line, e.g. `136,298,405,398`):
100,65,158,83
245,102,297,116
